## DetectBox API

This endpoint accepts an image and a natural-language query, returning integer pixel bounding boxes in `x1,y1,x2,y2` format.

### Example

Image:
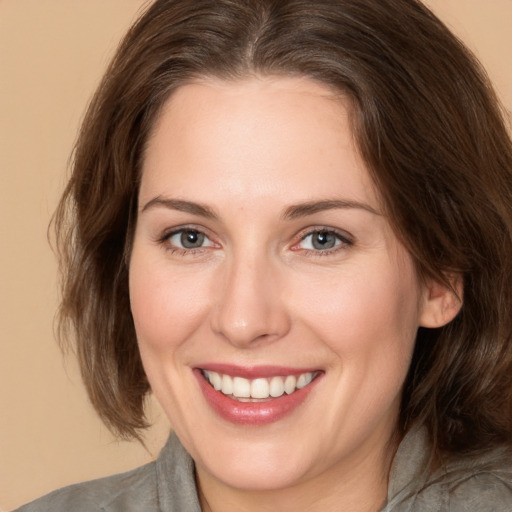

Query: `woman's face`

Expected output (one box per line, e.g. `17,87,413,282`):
130,77,429,492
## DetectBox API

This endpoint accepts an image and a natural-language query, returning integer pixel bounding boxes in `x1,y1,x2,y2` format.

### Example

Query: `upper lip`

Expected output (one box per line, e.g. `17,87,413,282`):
196,363,322,379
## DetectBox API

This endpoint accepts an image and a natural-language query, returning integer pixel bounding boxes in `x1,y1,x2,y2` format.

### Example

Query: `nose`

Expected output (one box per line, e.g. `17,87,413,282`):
209,253,291,348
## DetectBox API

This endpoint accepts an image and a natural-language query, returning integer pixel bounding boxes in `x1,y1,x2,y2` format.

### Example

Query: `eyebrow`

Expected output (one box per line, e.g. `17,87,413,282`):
282,199,380,220
140,196,380,220
140,197,217,219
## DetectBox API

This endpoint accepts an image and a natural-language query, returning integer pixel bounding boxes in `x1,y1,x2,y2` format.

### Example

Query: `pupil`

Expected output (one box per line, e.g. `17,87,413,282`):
181,230,204,248
313,231,336,250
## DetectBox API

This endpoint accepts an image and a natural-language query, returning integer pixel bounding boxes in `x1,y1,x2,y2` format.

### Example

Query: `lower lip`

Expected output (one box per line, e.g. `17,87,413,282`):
194,369,321,426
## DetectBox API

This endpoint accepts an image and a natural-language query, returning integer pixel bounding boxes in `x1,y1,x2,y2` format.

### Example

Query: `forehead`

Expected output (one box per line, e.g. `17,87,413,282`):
140,76,379,209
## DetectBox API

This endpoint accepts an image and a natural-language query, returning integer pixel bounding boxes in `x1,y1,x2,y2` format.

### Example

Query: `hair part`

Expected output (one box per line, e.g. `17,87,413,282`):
54,0,512,453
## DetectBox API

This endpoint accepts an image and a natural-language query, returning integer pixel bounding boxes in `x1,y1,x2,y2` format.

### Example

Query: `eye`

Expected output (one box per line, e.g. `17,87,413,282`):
165,228,215,250
296,229,351,252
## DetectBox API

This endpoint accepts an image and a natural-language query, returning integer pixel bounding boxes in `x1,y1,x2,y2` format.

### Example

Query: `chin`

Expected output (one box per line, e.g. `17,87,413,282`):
187,423,334,493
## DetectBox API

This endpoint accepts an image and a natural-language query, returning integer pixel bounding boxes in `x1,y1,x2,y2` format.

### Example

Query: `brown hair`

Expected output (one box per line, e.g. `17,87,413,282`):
55,0,512,454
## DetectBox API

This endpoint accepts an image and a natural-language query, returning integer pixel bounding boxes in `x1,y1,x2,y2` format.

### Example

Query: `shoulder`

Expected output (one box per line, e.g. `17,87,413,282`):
437,449,512,512
444,468,512,511
408,464,512,512
13,461,158,512
386,426,512,511
13,432,200,512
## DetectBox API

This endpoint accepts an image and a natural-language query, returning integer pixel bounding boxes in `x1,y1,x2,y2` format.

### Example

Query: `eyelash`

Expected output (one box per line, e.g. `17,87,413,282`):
158,226,217,256
293,228,353,256
157,227,353,257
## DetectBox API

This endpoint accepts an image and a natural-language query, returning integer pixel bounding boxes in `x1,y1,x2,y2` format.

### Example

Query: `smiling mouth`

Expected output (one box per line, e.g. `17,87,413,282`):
200,370,320,401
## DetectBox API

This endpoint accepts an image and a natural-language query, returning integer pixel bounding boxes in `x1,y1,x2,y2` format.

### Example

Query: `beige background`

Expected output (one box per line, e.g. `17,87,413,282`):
0,1,511,510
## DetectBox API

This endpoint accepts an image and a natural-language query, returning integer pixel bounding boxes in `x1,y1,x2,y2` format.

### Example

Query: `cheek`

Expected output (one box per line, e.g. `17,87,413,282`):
294,257,421,369
128,251,211,353
296,259,420,429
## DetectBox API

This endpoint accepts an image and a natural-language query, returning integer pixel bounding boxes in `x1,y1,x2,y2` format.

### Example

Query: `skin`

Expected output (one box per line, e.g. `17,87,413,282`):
129,76,460,512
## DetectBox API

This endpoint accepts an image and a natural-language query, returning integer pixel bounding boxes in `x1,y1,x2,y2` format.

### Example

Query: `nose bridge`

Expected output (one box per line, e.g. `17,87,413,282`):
210,244,289,347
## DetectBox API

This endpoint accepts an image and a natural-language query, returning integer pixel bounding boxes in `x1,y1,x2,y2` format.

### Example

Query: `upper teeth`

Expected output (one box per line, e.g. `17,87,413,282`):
203,371,316,399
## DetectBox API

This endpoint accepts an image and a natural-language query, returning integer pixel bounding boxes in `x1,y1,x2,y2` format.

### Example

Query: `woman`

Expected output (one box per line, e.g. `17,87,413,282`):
15,0,512,510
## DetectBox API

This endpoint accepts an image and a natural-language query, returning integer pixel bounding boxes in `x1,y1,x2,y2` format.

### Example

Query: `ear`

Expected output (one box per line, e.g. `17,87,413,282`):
419,274,463,328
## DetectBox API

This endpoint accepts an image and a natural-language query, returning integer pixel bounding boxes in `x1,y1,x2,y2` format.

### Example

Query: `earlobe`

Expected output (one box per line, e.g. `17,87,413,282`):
419,274,463,328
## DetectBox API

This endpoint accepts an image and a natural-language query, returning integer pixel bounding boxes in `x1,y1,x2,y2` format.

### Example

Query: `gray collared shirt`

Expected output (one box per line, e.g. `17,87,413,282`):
14,427,512,511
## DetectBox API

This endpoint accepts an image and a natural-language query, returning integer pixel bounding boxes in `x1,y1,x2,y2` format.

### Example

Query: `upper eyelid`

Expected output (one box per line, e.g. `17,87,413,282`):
160,224,213,239
155,225,353,250
158,227,219,254
289,228,354,255
156,226,214,248
296,226,353,243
